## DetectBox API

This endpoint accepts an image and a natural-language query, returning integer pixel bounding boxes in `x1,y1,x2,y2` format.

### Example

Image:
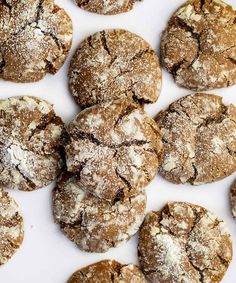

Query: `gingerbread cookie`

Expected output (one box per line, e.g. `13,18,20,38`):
75,0,142,15
67,260,147,283
156,93,236,185
230,180,236,219
0,0,72,82
0,190,24,265
138,202,233,283
65,98,163,202
69,29,161,109
0,96,65,191
53,172,146,253
161,0,236,90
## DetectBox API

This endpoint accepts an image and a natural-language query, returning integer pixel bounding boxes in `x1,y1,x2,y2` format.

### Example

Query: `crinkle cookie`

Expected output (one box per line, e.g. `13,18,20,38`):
0,190,24,265
230,180,236,219
65,98,163,202
156,93,236,185
0,0,72,83
0,96,65,191
161,0,236,90
75,0,142,15
67,260,147,283
138,202,233,283
53,172,146,253
69,29,161,109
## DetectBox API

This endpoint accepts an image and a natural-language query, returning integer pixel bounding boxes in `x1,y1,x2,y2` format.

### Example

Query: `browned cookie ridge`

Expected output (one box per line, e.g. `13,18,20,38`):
138,202,233,283
230,180,236,218
69,29,162,109
0,0,72,83
161,0,236,90
75,0,142,15
67,260,147,283
53,172,146,253
0,190,24,265
65,98,163,202
156,93,236,185
0,96,65,191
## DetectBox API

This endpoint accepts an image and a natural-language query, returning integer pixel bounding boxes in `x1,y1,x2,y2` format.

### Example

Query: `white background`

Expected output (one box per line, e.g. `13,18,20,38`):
0,0,236,282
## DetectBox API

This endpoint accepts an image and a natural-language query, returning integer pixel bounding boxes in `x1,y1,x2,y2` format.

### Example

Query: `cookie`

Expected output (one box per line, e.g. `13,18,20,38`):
75,0,142,15
53,172,146,253
161,0,236,90
0,0,72,83
230,180,236,218
65,98,163,202
0,96,65,191
138,202,233,283
156,93,236,185
0,190,24,265
67,260,147,283
69,29,161,109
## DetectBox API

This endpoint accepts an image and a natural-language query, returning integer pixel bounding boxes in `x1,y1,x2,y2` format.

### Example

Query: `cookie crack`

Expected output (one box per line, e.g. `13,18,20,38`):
100,31,111,56
115,169,132,192
15,164,36,190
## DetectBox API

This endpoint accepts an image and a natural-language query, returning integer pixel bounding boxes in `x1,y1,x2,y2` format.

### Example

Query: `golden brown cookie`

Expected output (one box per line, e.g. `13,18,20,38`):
67,260,147,283
69,29,161,109
0,0,72,83
0,96,65,191
53,172,146,253
161,0,236,90
138,202,233,283
75,0,142,15
230,180,236,218
65,98,163,202
0,190,24,265
156,93,236,185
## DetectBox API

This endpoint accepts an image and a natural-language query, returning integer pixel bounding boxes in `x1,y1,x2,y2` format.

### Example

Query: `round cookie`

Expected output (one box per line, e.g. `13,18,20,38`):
53,172,146,253
75,0,142,15
138,202,233,283
69,29,162,109
0,190,24,265
68,260,147,283
0,96,65,191
0,0,72,83
230,180,236,219
156,93,236,185
65,98,163,202
161,0,236,90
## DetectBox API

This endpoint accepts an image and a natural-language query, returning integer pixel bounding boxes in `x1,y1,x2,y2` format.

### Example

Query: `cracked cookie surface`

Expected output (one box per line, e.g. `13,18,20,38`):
53,172,146,253
75,0,142,15
0,190,24,265
230,180,236,218
0,96,65,191
161,0,236,90
138,202,233,283
65,98,163,202
155,93,236,185
67,260,147,283
0,0,72,83
69,29,161,109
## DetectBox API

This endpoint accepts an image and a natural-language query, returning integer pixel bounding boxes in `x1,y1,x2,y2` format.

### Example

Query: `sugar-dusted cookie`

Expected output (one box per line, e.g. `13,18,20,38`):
138,202,233,283
230,180,236,219
69,29,161,109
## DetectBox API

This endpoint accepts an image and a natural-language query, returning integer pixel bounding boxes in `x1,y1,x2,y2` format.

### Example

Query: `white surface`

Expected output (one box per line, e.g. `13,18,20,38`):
0,0,236,282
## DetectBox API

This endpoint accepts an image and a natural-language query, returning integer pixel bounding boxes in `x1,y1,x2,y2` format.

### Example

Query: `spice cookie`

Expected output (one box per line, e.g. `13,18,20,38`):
138,202,233,283
68,260,147,283
161,0,236,90
156,93,236,185
0,190,24,265
0,0,72,83
53,172,146,253
230,180,236,218
0,96,65,191
65,98,163,202
69,29,161,109
75,0,142,15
